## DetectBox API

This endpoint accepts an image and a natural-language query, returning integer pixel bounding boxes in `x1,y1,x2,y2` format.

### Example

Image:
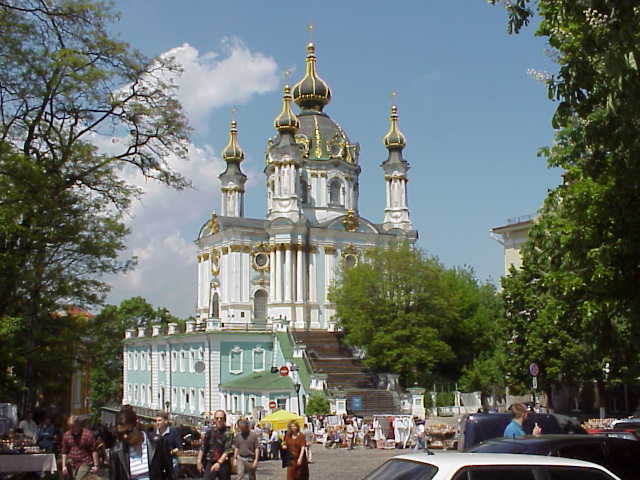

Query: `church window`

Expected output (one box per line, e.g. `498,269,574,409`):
344,254,357,269
229,346,243,374
329,178,343,206
171,351,177,372
253,290,268,321
254,253,268,269
159,352,165,371
300,179,309,204
211,292,220,319
253,347,265,372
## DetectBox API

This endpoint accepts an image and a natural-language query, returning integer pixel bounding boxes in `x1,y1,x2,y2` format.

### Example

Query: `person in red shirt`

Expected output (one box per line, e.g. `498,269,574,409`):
61,416,98,480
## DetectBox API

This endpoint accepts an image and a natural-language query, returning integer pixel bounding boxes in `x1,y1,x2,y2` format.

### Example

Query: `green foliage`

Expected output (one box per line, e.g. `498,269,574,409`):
491,0,640,402
436,391,455,408
87,297,182,418
304,393,331,416
330,242,505,389
0,0,191,411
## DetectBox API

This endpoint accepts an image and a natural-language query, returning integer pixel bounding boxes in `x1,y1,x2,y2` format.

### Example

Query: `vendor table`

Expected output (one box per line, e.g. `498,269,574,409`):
0,454,57,473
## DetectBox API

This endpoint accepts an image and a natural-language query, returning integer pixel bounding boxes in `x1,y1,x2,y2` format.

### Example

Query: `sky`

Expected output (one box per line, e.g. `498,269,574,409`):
104,0,560,318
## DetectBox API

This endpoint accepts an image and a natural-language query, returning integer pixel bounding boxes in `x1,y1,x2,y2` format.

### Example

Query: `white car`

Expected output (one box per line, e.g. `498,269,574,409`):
362,452,622,480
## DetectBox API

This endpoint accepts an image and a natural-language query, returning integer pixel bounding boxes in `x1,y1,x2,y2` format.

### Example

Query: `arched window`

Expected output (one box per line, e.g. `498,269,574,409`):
329,178,343,206
300,179,309,204
211,292,220,319
253,290,268,321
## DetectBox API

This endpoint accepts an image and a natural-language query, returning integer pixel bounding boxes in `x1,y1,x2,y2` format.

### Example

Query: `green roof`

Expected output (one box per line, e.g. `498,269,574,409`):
276,332,311,391
220,371,293,391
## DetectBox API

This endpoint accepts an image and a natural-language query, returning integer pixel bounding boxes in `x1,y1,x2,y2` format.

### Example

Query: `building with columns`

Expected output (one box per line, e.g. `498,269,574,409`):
195,42,417,331
122,42,420,419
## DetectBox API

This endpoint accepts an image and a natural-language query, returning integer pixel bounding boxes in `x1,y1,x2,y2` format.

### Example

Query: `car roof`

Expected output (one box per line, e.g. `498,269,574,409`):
389,453,618,478
480,434,636,445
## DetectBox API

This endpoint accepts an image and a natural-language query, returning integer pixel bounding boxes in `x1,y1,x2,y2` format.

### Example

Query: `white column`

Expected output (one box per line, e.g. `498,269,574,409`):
269,248,276,302
309,249,317,303
325,248,335,302
284,246,292,303
275,246,283,302
296,246,304,303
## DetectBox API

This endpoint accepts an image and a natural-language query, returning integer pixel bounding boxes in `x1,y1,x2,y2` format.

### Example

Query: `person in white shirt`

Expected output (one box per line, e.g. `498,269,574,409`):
18,412,37,441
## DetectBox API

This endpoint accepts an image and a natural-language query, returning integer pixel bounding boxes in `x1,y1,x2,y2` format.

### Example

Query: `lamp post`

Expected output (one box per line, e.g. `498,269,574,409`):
294,383,301,415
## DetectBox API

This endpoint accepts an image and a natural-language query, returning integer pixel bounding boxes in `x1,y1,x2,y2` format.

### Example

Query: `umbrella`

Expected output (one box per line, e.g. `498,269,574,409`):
258,410,304,431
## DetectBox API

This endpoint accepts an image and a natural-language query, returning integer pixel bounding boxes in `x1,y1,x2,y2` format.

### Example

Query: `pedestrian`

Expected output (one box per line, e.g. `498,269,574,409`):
36,416,58,453
155,413,181,471
302,424,313,463
109,406,175,480
268,429,279,460
18,412,38,442
282,420,308,480
413,421,426,451
345,421,355,450
232,420,259,480
61,416,98,480
197,410,233,480
504,403,542,439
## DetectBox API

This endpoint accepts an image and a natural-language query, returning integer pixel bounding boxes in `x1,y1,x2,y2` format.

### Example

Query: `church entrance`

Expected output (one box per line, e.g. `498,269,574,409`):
253,290,267,322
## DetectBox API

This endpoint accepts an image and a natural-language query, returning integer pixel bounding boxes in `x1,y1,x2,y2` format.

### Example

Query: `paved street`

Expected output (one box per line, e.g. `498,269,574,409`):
242,447,430,480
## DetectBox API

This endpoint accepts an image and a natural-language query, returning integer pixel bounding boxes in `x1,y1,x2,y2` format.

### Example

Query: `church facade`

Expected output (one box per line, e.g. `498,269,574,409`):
195,42,418,331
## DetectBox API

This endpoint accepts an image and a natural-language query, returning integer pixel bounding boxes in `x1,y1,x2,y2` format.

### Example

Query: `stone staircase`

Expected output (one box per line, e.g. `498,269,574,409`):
292,330,400,415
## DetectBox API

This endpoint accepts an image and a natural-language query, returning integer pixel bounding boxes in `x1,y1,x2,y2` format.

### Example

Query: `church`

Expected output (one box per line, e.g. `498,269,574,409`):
120,42,423,420
195,41,418,331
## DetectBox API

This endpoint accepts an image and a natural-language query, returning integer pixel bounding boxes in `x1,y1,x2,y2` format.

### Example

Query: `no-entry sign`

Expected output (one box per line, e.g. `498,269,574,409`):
279,365,290,377
269,401,276,409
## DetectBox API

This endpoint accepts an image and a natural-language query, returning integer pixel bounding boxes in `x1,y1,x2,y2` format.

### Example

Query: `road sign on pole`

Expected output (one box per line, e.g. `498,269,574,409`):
269,401,276,409
279,366,289,377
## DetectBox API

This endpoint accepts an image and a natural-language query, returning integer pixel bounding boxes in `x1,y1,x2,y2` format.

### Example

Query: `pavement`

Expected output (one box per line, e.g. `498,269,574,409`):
228,445,446,480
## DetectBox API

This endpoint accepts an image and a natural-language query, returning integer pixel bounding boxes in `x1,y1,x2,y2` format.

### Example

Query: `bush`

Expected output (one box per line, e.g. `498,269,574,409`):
305,393,330,416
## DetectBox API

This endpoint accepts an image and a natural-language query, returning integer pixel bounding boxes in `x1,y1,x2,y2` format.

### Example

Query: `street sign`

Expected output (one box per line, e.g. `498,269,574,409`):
269,401,276,409
350,396,363,411
279,366,289,377
529,363,539,377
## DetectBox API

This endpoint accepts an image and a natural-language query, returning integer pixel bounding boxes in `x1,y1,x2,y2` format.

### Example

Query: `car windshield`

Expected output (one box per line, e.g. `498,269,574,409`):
363,459,438,480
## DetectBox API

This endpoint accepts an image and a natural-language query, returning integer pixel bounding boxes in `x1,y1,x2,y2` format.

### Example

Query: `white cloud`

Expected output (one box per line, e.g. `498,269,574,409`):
103,39,278,317
162,38,279,127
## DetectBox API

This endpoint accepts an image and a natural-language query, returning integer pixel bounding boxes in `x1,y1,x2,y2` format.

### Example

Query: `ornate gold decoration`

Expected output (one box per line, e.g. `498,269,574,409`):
295,134,310,158
210,250,220,276
323,245,337,254
221,186,244,193
310,172,318,178
221,247,229,255
342,209,359,232
313,115,322,158
202,252,210,261
308,245,318,254
319,171,327,177
383,105,406,149
341,243,358,257
274,85,299,132
209,211,220,235
327,132,346,159
196,254,202,262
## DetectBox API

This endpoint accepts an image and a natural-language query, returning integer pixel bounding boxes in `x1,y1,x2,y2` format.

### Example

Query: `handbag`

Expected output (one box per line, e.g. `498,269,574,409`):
280,448,291,468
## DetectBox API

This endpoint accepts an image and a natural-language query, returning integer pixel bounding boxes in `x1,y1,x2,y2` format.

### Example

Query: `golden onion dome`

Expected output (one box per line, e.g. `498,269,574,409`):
292,42,331,111
221,120,244,162
383,105,406,150
274,85,299,132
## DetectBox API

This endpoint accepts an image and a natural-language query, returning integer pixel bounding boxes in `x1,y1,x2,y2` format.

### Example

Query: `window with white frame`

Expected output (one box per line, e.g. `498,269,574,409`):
172,388,177,407
147,351,151,371
190,388,196,412
127,384,132,401
160,352,165,371
180,388,186,410
232,395,239,413
180,351,185,372
198,348,204,361
128,352,132,369
199,389,205,414
190,350,195,372
252,347,265,372
140,351,146,370
133,351,138,370
171,351,177,372
134,384,139,402
141,385,146,405
229,346,243,374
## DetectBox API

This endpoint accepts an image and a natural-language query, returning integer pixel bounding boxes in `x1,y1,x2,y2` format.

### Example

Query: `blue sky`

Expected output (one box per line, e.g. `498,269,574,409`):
106,1,560,317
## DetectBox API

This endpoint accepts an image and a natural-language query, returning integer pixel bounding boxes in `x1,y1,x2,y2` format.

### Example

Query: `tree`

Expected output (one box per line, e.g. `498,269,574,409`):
490,0,640,410
87,297,184,418
330,243,505,388
305,393,330,416
0,0,191,411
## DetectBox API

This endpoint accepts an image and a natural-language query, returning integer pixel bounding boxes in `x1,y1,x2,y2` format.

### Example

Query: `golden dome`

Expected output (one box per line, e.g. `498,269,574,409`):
221,120,244,162
274,85,299,132
292,42,331,111
383,105,406,149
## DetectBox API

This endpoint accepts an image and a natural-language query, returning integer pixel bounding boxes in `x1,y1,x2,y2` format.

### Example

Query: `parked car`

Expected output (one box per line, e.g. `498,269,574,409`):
469,434,640,480
456,412,563,450
362,452,621,480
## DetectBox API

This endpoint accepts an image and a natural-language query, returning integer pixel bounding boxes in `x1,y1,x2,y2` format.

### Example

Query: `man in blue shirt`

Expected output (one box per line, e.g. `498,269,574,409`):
504,403,542,438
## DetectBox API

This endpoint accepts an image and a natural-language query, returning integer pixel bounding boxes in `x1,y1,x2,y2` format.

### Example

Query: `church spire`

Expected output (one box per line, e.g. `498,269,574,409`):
274,85,299,132
381,105,413,232
292,42,331,111
219,120,247,217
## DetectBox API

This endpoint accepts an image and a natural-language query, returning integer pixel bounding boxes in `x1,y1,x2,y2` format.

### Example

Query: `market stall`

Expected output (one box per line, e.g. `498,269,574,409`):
0,453,57,474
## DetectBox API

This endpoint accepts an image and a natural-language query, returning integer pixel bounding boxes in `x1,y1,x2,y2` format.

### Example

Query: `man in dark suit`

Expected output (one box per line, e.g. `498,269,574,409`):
109,406,175,480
